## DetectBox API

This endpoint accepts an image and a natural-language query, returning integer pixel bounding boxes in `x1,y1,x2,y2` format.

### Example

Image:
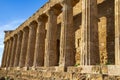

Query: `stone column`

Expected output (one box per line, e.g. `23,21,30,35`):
9,34,17,67
4,42,9,67
59,0,75,67
4,41,9,67
33,15,47,67
80,0,99,65
115,0,120,65
26,23,37,67
19,27,29,67
6,38,13,67
14,31,23,67
5,40,10,68
44,8,58,67
1,43,6,67
1,41,8,67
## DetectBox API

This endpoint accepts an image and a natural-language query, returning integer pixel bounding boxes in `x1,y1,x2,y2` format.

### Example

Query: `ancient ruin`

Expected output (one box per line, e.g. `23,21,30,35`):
0,0,120,79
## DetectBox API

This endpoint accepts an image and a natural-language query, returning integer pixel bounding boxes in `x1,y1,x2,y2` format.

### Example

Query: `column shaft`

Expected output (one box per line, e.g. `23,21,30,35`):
34,18,46,67
4,41,9,67
44,9,58,67
115,0,120,65
6,38,13,67
26,24,37,67
10,35,17,67
1,42,7,67
59,0,75,67
19,27,29,67
14,31,23,67
81,0,99,65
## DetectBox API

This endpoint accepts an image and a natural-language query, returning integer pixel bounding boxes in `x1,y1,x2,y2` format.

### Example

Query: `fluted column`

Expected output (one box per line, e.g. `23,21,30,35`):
4,41,9,67
1,42,6,67
19,27,29,67
9,35,17,67
59,0,75,67
14,31,23,67
4,40,10,67
6,38,13,67
115,0,120,65
80,0,99,65
1,41,8,67
33,16,47,67
26,23,37,67
44,8,58,67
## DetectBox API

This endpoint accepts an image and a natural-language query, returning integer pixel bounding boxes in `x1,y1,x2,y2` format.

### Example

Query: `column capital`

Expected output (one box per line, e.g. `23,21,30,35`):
38,14,48,22
60,0,79,7
10,37,13,41
22,26,29,32
61,0,72,5
17,31,23,36
4,41,7,44
13,34,17,38
46,7,61,16
29,21,38,29
4,39,10,44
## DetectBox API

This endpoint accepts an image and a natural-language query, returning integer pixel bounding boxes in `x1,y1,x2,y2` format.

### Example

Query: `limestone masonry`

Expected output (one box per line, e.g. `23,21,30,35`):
0,0,120,80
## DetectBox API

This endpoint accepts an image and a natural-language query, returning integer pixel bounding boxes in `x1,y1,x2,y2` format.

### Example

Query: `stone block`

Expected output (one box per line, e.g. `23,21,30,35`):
68,66,101,74
101,65,108,74
108,65,120,76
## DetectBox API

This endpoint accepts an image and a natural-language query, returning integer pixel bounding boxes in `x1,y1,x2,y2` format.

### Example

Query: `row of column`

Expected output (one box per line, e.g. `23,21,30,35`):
1,0,120,68
1,0,76,68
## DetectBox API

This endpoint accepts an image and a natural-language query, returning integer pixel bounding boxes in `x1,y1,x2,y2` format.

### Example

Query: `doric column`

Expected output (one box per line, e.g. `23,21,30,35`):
33,15,47,67
44,8,58,67
19,27,29,67
80,0,99,65
9,34,17,67
4,41,9,67
115,0,120,65
1,43,6,67
1,41,8,67
26,22,37,67
59,0,75,67
6,38,13,67
14,31,23,67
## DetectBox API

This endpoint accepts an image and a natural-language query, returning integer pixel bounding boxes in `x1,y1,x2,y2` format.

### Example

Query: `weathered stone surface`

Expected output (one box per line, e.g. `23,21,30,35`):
33,15,47,67
6,38,13,67
68,66,101,74
59,0,75,67
1,0,120,80
26,22,37,67
115,0,120,65
0,67,120,80
44,8,58,67
81,0,100,65
19,27,29,67
14,31,23,67
10,34,17,67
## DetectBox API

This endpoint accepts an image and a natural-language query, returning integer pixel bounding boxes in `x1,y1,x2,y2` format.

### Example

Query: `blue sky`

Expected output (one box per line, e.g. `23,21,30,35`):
0,0,48,65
